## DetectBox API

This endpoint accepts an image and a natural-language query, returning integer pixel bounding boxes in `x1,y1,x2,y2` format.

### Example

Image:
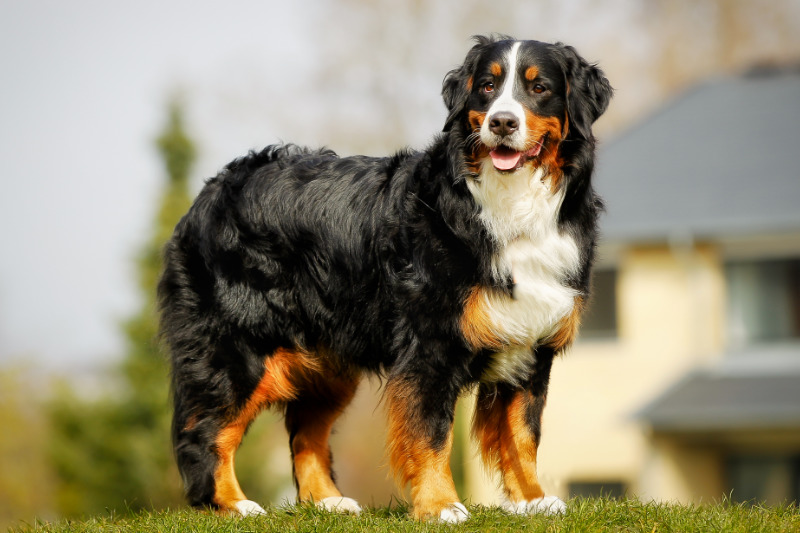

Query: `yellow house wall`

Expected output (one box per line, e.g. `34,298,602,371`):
463,243,728,504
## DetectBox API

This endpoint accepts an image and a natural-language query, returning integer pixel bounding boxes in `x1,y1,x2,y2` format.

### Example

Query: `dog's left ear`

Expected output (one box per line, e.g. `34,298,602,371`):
554,43,613,139
442,36,492,132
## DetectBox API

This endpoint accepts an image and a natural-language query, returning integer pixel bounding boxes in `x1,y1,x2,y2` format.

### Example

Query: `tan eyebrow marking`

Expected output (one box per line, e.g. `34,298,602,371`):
490,62,502,77
525,66,539,81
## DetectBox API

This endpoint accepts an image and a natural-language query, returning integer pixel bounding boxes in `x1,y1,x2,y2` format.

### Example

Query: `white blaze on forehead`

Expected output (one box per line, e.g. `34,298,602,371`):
491,42,521,112
481,42,527,149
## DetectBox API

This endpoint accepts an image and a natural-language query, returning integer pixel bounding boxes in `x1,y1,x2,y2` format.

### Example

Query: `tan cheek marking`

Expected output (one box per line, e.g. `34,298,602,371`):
524,111,564,145
468,110,486,132
466,111,489,174
525,66,539,81
524,109,567,189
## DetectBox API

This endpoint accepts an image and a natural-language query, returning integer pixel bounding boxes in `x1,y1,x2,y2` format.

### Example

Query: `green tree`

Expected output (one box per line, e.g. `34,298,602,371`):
0,368,55,528
46,102,194,516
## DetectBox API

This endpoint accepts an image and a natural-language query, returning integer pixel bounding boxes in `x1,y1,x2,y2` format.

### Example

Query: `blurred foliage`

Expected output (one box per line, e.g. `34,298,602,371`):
45,102,194,517
44,101,292,518
0,368,55,528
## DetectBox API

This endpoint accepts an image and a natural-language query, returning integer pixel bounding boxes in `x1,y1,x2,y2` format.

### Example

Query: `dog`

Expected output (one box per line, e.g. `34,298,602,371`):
158,34,611,522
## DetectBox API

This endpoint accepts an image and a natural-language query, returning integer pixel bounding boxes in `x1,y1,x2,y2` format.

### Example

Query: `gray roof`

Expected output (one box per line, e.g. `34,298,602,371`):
638,373,800,432
595,68,800,243
637,346,800,432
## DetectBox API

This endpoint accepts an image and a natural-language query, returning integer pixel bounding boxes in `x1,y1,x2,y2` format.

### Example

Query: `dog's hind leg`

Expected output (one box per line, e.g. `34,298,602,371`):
172,385,267,515
213,419,267,516
197,347,323,515
285,370,362,514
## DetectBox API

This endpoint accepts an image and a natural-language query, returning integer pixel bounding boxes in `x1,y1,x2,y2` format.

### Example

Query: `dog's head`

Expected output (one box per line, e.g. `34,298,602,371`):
443,35,612,175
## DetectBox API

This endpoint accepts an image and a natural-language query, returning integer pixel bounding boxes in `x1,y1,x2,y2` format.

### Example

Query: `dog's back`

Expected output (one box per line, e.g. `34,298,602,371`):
157,140,480,512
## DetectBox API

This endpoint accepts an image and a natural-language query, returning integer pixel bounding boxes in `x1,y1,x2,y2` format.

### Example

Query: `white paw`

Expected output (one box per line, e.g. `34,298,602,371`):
439,502,470,523
234,499,268,516
317,496,362,514
503,495,566,515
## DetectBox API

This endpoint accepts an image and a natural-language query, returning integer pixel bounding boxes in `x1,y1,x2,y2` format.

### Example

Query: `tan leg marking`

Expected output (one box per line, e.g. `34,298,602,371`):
288,373,360,503
473,389,544,502
213,348,320,510
386,379,461,520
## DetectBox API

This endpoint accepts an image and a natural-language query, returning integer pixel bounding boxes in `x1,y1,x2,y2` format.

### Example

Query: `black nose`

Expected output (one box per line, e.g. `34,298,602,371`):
488,112,519,137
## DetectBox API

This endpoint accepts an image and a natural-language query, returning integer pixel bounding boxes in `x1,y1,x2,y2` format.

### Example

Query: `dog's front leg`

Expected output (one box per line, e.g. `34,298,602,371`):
385,373,469,522
472,350,566,515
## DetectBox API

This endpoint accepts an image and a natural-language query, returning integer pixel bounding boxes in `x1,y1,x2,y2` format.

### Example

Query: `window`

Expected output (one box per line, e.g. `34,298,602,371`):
580,269,618,340
568,480,627,499
727,454,800,505
726,258,800,347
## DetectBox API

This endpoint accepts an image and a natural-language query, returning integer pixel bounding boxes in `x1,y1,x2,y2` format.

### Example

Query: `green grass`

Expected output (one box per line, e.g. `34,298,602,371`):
9,499,799,533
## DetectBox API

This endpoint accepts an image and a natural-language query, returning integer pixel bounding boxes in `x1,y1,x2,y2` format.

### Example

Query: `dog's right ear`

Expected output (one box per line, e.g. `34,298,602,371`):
442,36,493,132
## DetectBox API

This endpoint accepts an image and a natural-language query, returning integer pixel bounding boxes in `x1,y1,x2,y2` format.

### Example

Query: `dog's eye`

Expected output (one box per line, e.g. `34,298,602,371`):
482,82,495,94
533,84,547,94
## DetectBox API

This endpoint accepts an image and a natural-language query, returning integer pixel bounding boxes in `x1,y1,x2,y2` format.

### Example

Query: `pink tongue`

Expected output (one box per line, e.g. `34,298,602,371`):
525,141,543,158
490,148,522,170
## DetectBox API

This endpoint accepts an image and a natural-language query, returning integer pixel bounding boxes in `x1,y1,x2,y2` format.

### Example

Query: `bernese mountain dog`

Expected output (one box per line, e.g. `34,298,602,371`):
158,35,612,522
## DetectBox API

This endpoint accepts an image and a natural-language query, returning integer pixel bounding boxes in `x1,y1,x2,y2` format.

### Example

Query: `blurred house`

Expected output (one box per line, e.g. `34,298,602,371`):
464,65,800,506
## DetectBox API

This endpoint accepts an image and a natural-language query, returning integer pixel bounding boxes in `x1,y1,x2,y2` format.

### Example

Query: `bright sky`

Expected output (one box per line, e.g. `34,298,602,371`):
0,1,320,370
0,0,556,371
4,0,786,373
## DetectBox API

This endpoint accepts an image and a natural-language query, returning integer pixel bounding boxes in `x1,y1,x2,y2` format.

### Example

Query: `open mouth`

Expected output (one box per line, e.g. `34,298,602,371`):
488,138,545,172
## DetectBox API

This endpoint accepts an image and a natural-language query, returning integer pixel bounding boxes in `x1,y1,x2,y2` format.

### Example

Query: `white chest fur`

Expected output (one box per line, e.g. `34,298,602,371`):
467,166,581,384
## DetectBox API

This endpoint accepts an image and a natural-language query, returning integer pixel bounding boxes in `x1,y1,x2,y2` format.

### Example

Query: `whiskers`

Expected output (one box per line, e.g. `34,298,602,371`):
465,131,485,155
538,139,557,159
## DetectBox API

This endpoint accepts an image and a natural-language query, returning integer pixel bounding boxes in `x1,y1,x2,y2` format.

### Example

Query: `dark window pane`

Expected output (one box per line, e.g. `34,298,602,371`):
726,454,800,505
568,480,627,499
581,269,618,340
726,259,800,346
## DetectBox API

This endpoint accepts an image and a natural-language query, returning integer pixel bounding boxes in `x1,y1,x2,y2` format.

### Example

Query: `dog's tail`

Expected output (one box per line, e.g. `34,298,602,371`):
158,233,223,508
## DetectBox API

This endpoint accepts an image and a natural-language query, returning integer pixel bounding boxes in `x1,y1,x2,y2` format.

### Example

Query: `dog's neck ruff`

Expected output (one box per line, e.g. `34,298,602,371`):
468,164,580,296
